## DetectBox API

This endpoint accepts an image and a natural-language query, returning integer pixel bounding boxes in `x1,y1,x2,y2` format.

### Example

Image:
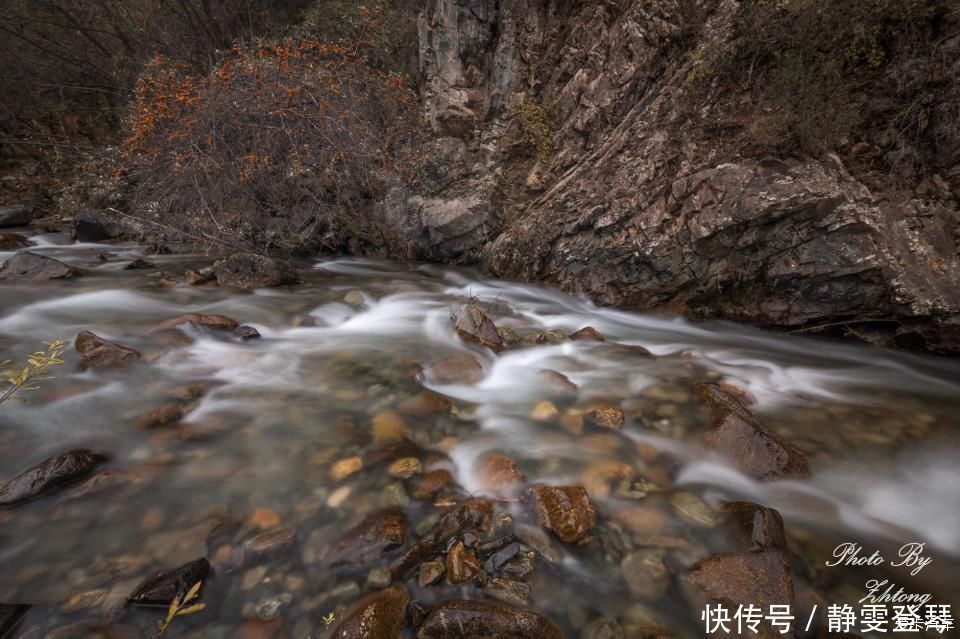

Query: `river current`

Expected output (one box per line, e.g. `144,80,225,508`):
1,232,958,638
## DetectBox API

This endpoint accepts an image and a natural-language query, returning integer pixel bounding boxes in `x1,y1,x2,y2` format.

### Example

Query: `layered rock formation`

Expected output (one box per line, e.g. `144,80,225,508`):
397,0,960,352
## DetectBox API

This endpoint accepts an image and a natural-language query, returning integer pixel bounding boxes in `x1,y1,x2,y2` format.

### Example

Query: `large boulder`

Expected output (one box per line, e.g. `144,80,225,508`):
415,600,562,639
695,383,809,480
0,449,109,506
212,253,299,289
0,204,33,228
327,586,409,639
72,210,125,242
75,331,141,370
0,251,78,282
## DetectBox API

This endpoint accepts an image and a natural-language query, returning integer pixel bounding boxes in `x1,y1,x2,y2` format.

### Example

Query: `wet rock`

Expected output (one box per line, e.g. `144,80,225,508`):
153,313,240,332
256,594,292,621
248,508,281,530
330,457,363,481
390,499,493,578
0,603,30,637
323,507,407,570
72,210,123,241
0,251,78,282
570,326,605,342
521,329,570,345
61,589,109,613
233,325,261,341
0,232,28,250
529,485,597,543
621,549,670,597
418,559,445,586
482,541,521,572
123,258,154,270
242,526,296,564
530,400,560,421
0,449,109,506
613,505,670,536
474,453,525,491
583,403,625,431
415,600,562,639
213,253,299,289
424,353,484,384
134,404,183,429
484,577,531,607
344,290,366,307
388,457,422,479
537,369,578,393
722,502,788,551
367,567,393,589
75,331,141,370
446,540,481,584
128,557,210,606
452,303,503,352
695,383,809,480
0,204,33,228
327,586,409,639
687,550,795,629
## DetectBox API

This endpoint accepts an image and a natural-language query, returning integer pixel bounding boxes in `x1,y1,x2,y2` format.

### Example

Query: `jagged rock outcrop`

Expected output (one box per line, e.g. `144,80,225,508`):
399,0,960,352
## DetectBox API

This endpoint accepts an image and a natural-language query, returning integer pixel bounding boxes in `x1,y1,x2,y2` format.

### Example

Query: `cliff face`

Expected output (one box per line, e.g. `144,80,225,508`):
396,0,960,352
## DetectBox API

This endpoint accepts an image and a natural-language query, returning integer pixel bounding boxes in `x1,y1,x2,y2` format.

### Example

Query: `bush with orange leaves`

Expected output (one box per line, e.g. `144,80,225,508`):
118,34,419,255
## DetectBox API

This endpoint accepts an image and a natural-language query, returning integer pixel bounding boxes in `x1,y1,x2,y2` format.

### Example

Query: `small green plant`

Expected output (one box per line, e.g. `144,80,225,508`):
0,340,66,406
157,581,206,635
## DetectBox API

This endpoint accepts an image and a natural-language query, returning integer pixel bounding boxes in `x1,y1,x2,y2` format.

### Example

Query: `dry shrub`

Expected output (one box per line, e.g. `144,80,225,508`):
118,27,420,254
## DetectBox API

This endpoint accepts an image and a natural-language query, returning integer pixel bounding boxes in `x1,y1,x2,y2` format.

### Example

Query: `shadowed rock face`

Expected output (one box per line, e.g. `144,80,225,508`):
0,251,78,282
0,449,109,507
414,600,562,639
0,603,30,637
401,0,960,353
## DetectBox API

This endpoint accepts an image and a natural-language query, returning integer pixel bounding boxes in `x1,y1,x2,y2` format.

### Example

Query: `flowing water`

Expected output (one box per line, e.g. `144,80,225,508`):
1,233,959,638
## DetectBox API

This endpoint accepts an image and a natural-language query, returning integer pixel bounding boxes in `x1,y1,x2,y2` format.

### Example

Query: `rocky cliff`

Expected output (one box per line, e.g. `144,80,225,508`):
392,0,960,352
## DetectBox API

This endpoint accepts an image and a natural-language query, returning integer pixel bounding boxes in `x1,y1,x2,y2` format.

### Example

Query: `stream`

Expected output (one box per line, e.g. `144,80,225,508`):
1,232,959,638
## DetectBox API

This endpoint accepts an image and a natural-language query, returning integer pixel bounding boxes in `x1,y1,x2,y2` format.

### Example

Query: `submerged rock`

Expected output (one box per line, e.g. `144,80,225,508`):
213,253,299,289
424,353,484,384
323,507,407,570
445,540,481,584
529,485,597,543
415,600,562,639
621,549,670,597
233,325,261,341
583,403,625,430
0,449,109,506
128,557,210,606
75,331,141,370
474,453,526,492
722,502,788,551
0,251,78,282
328,586,409,639
452,303,504,352
695,383,808,480
0,603,30,637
